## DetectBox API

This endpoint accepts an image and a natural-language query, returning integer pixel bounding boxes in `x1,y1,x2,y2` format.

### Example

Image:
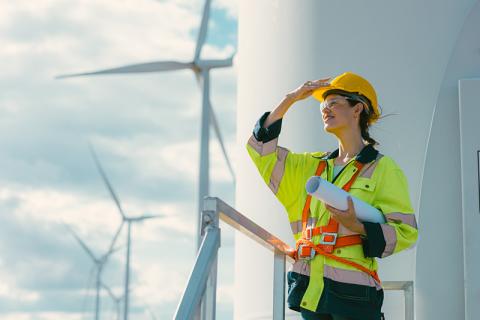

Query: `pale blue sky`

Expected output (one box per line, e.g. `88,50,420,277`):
0,0,237,319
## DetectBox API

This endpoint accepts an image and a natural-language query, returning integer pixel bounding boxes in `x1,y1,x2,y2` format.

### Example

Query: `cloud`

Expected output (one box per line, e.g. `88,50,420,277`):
214,0,238,20
0,0,237,318
0,312,83,320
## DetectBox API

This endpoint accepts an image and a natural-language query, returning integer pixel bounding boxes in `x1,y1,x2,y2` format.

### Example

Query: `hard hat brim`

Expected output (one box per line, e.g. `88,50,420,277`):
312,86,334,102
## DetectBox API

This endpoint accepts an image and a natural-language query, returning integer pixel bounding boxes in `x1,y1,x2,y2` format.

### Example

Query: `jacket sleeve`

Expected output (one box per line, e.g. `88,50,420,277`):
246,112,306,211
361,163,418,258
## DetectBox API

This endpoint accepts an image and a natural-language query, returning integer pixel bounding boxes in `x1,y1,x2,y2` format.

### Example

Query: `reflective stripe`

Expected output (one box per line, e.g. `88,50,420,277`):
385,212,418,229
359,153,384,179
247,135,278,156
323,265,381,290
338,224,359,236
291,260,310,276
290,217,318,234
269,147,289,194
381,224,397,257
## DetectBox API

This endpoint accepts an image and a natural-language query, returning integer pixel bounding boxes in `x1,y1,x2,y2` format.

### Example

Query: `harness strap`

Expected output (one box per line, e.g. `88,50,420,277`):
301,161,327,232
296,159,382,285
316,161,364,253
295,238,381,284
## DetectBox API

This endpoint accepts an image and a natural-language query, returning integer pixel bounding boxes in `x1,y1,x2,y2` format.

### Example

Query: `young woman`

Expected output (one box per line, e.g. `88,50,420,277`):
246,72,418,320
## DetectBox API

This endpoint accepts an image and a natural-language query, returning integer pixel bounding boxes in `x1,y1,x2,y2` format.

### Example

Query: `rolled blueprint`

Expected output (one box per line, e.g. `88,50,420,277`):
305,176,386,223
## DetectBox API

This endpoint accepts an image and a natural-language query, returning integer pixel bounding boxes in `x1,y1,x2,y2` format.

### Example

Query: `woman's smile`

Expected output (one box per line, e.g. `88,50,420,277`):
323,115,335,122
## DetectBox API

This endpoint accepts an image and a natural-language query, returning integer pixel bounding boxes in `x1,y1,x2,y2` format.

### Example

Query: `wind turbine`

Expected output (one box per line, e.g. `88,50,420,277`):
89,144,164,320
56,0,236,248
64,222,123,320
101,281,123,320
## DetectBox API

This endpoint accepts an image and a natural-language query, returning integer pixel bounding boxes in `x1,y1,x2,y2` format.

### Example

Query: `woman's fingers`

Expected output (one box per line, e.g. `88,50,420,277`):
326,198,354,216
304,82,329,88
312,77,332,85
346,196,355,209
325,204,341,215
289,78,331,102
304,78,331,87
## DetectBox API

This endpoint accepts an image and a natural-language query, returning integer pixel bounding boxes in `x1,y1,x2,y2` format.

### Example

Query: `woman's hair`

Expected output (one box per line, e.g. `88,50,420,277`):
323,89,380,146
352,98,378,146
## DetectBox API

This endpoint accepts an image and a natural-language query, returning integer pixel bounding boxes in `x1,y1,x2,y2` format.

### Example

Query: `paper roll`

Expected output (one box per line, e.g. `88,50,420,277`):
305,176,385,223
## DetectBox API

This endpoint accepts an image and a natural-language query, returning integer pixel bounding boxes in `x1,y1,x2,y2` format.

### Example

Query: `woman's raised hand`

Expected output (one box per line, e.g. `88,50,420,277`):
286,77,331,102
263,77,332,128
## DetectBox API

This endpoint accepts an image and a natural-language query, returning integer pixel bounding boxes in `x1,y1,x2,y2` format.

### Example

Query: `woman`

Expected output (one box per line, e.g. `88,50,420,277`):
246,72,418,320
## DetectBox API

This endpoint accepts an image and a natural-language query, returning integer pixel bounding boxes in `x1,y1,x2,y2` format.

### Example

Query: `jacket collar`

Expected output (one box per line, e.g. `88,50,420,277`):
325,143,378,164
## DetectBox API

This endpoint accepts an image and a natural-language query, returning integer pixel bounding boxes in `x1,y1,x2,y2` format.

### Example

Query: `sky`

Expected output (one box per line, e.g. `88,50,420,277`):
0,0,238,319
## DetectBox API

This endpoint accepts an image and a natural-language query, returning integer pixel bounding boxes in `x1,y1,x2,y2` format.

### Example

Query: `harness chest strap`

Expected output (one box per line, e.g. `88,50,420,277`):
295,160,381,284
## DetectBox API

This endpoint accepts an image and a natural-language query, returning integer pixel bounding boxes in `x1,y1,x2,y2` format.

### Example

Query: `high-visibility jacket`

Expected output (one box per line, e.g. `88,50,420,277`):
246,112,418,319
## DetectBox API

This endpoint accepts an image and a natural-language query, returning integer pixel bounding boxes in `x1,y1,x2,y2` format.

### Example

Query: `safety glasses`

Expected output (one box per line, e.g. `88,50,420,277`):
320,95,370,115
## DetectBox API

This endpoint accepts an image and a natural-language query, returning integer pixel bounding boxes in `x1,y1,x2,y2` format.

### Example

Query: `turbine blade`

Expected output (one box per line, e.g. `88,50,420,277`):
56,61,194,79
199,56,234,69
64,223,97,262
104,221,125,258
133,214,164,222
88,143,126,219
100,281,119,301
209,104,236,183
194,0,212,62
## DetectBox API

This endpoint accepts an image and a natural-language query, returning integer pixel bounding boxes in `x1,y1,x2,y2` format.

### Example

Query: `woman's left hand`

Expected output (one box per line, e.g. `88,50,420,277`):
325,196,366,235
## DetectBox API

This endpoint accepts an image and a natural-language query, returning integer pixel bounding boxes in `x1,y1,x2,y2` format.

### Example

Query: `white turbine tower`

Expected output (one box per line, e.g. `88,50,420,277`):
89,145,164,320
64,222,123,320
56,0,236,248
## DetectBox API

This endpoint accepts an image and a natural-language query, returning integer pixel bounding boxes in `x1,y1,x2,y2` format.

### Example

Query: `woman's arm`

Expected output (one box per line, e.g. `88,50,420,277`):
262,95,295,128
246,78,332,213
362,163,418,258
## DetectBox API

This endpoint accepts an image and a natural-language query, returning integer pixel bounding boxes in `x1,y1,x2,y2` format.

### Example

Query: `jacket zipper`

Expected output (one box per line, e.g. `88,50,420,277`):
331,158,356,184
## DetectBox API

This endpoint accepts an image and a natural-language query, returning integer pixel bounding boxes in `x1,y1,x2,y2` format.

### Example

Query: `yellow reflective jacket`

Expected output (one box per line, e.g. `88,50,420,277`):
246,112,418,318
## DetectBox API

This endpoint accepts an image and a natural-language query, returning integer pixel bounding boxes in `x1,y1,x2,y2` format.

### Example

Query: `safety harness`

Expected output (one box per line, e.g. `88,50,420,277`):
293,160,381,284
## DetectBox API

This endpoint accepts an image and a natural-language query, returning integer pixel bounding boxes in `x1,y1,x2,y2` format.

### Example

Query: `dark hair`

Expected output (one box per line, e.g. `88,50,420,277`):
323,89,379,146
348,98,378,146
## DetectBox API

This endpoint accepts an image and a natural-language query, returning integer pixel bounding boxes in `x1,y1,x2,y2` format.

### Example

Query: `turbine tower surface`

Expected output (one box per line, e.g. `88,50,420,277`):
417,2,480,320
236,0,479,319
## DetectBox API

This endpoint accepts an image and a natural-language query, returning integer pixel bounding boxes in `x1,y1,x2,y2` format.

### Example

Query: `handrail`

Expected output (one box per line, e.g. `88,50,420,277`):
383,281,414,320
174,197,414,320
204,197,295,264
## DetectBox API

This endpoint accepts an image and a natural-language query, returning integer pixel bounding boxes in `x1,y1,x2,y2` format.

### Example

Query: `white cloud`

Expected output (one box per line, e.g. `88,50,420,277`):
0,282,40,303
92,133,237,184
0,312,83,320
0,0,237,318
214,0,238,20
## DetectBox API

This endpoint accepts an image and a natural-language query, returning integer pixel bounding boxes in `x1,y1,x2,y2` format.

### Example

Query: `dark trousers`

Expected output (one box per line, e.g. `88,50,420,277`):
300,309,354,320
301,308,385,320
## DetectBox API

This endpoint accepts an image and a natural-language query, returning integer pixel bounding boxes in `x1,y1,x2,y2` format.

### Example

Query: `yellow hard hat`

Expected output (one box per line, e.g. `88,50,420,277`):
312,72,380,124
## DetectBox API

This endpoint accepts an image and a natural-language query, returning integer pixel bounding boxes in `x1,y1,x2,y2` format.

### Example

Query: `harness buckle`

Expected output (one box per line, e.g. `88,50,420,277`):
319,232,338,246
304,227,313,240
297,244,316,260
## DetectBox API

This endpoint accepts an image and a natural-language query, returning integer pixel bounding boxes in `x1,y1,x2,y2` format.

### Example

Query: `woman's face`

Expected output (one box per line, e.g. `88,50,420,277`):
321,94,363,134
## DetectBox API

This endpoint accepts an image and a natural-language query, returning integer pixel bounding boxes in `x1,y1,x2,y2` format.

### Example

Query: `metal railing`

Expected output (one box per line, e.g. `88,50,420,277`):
174,197,414,320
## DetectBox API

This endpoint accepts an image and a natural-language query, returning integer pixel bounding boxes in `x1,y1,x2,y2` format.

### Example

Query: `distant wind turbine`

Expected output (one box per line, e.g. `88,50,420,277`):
56,0,236,249
101,281,123,320
64,222,123,320
89,144,164,320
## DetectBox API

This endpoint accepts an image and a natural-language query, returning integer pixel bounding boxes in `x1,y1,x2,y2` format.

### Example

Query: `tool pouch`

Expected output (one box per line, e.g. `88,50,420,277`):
286,271,310,312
